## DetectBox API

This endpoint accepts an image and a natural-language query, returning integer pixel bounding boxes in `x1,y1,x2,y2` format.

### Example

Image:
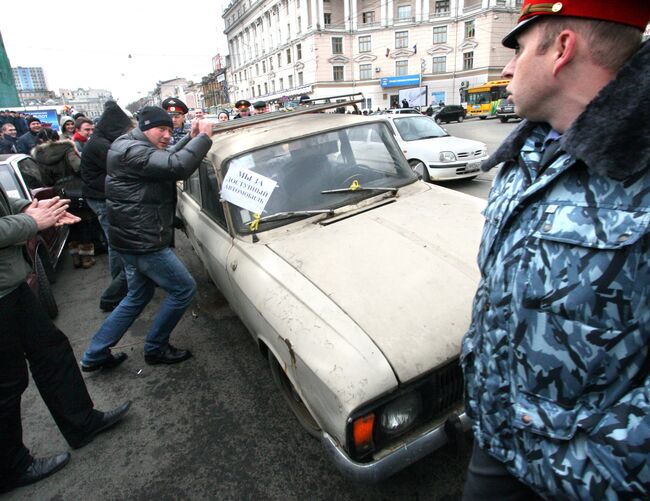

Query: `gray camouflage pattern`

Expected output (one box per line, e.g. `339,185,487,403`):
462,42,650,500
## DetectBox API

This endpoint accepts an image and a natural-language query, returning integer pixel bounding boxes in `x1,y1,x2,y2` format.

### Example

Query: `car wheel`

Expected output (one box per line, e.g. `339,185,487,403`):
458,115,464,122
479,116,487,120
500,117,508,123
36,255,58,319
38,248,56,283
268,350,321,438
409,160,430,182
435,117,442,124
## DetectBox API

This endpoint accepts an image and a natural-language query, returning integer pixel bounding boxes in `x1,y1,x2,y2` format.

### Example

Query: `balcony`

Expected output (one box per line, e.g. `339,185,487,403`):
395,16,416,24
430,10,450,18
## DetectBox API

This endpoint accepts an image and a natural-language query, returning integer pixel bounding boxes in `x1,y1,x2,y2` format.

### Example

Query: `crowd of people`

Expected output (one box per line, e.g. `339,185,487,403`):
1,0,650,496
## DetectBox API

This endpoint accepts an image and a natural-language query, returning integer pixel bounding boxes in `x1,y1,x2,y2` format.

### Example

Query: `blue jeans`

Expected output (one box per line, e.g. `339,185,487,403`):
81,248,197,363
85,198,122,279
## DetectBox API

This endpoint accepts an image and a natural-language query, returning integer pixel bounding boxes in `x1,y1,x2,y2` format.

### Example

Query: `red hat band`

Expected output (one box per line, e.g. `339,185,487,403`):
516,0,650,31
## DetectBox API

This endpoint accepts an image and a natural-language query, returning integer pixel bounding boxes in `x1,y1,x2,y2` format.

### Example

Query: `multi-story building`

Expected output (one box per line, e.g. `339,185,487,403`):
223,0,522,110
59,88,114,118
0,33,20,107
12,66,55,105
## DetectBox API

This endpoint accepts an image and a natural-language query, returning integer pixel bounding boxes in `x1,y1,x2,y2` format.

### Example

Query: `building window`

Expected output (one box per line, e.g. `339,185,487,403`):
279,77,284,90
463,51,474,70
332,37,343,54
286,48,292,63
359,35,371,53
465,20,475,39
397,5,411,20
269,57,273,70
272,80,276,92
258,84,261,95
264,82,268,94
287,23,291,39
288,75,293,87
262,61,266,72
256,63,259,75
434,0,450,15
433,25,447,44
359,63,372,80
432,56,446,73
324,13,331,26
396,60,408,76
297,16,302,33
297,44,302,59
298,71,303,85
395,31,408,49
362,11,375,24
278,53,282,67
333,66,344,81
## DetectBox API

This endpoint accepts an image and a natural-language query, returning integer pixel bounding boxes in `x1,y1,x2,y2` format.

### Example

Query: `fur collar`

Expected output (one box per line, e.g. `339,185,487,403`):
482,41,650,180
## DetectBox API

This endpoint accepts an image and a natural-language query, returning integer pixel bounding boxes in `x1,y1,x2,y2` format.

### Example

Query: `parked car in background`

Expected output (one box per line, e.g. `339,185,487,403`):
380,108,422,115
431,105,466,124
378,114,488,182
496,98,519,122
176,102,485,482
0,153,68,317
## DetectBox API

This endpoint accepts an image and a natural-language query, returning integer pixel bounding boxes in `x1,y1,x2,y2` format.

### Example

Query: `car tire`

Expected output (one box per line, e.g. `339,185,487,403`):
36,255,58,319
458,115,464,122
38,247,56,284
409,160,430,182
268,350,321,438
500,117,508,123
479,116,487,120
435,117,442,124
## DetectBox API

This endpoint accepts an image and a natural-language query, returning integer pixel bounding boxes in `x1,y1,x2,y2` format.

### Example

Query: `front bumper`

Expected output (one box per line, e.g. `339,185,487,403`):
426,158,485,181
321,411,471,483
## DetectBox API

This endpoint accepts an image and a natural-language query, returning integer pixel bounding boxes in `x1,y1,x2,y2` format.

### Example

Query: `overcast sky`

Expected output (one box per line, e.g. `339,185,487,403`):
1,0,229,105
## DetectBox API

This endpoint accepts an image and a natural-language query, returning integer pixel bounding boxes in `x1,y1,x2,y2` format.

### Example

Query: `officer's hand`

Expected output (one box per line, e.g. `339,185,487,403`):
198,120,214,138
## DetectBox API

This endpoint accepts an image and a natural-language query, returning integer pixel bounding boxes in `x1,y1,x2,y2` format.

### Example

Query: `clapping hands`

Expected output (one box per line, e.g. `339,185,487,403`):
23,197,81,230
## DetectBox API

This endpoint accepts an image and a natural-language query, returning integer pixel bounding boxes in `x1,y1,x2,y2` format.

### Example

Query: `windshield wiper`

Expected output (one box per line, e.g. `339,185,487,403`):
321,186,398,194
418,134,449,139
255,209,335,224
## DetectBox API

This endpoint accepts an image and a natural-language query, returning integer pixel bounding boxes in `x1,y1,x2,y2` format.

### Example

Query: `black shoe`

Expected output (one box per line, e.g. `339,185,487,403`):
99,300,120,312
80,352,128,372
9,453,71,491
72,401,131,450
144,344,192,365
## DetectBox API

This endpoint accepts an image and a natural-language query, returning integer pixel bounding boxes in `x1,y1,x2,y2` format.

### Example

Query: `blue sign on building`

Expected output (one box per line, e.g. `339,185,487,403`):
380,74,421,88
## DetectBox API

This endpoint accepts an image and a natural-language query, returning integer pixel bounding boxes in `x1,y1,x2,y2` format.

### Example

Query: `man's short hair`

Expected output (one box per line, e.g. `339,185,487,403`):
536,17,642,72
74,117,93,130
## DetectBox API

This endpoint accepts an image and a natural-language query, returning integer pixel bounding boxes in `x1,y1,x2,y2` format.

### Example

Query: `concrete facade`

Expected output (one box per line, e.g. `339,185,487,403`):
223,0,522,109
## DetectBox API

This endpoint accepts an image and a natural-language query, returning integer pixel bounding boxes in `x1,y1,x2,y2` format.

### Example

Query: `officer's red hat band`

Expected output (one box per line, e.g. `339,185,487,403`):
503,0,650,48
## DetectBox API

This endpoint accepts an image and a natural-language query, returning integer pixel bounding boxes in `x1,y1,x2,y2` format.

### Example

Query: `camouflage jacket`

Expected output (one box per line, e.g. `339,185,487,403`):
170,124,189,146
462,42,650,499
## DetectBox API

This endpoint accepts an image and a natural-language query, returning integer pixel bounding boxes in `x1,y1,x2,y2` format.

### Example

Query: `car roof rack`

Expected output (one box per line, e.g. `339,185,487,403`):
211,92,365,134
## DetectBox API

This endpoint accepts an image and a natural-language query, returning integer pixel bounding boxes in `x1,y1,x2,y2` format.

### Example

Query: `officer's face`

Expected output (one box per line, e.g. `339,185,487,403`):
170,113,185,129
144,126,173,149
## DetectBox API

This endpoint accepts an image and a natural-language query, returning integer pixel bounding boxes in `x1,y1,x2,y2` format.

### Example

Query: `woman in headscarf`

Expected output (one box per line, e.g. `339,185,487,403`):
59,116,75,140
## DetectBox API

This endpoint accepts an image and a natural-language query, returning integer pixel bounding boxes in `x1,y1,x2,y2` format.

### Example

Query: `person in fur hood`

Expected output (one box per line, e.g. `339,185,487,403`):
460,1,650,500
30,129,80,187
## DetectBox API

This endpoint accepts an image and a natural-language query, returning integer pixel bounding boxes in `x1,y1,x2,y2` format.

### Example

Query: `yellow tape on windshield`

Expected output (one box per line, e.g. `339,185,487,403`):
349,180,360,191
249,213,260,232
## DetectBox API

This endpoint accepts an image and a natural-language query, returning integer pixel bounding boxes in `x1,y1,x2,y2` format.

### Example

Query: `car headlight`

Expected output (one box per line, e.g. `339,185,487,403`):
379,392,422,436
439,151,456,162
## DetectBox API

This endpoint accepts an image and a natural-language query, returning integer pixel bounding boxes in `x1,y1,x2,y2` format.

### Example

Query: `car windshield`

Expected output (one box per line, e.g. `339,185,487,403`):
393,116,448,141
223,122,417,233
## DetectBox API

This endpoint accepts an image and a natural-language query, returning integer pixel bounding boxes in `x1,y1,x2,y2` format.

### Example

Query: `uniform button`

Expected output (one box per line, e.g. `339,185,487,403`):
542,223,552,232
522,414,532,424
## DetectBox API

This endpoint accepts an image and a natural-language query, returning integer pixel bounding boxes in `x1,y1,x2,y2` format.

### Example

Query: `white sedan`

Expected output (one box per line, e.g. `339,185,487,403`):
379,114,488,182
176,110,485,481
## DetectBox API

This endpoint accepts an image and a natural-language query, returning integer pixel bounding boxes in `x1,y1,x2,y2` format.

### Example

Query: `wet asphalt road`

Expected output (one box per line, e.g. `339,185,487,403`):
6,118,513,500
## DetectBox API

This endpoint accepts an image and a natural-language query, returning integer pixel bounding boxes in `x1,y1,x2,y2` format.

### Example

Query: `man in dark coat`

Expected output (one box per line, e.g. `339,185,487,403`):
15,117,42,154
80,106,214,370
0,123,18,154
0,188,130,494
80,101,134,311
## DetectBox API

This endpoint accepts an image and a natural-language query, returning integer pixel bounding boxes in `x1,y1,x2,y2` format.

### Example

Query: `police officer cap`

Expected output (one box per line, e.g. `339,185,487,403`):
253,100,266,109
161,97,189,115
503,0,650,48
235,99,251,110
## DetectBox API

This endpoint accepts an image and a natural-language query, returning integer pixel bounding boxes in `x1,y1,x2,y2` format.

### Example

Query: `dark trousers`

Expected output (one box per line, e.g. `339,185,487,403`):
0,283,101,488
463,442,544,501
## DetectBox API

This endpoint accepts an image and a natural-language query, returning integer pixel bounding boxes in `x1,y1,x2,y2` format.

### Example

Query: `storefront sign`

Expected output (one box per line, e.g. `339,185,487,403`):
380,74,421,88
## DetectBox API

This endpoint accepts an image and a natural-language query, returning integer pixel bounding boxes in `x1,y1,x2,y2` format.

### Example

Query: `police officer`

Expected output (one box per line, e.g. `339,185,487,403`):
252,100,267,115
161,97,189,145
233,99,251,119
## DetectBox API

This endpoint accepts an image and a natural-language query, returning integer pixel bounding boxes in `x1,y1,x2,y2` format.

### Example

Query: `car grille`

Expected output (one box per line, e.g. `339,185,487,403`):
457,150,484,159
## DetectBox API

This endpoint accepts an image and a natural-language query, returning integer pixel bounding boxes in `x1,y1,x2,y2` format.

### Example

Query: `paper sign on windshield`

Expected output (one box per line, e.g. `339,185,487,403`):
220,167,277,214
